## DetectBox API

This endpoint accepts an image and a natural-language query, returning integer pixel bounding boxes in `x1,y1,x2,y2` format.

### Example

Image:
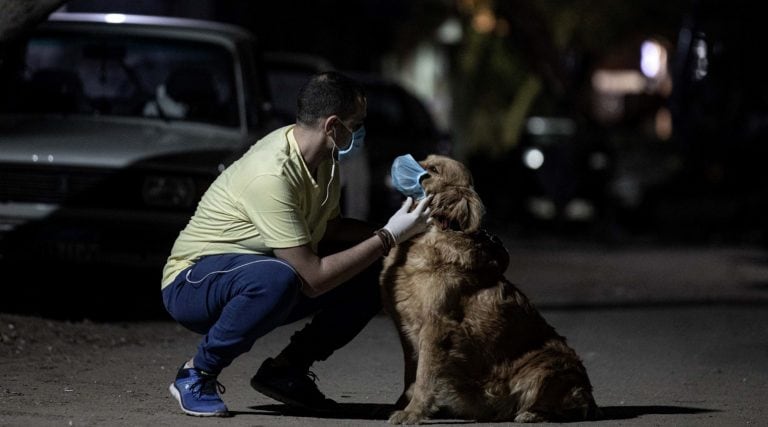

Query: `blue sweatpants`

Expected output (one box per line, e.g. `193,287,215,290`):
162,252,381,374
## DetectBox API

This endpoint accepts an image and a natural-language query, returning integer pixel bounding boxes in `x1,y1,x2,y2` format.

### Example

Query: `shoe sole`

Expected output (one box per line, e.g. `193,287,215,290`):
169,383,229,417
250,377,337,414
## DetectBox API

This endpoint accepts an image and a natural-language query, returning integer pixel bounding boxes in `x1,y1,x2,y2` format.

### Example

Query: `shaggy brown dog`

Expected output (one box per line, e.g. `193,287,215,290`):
380,155,598,424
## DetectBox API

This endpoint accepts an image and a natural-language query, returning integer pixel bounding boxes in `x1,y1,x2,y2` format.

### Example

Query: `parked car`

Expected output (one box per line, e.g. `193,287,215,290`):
515,115,611,226
0,12,276,268
263,52,451,223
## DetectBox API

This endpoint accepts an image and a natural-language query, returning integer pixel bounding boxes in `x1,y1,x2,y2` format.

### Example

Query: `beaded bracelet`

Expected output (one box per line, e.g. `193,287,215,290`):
375,228,395,256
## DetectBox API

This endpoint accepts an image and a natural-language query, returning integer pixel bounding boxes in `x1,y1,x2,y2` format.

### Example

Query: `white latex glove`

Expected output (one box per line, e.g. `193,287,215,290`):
383,195,433,244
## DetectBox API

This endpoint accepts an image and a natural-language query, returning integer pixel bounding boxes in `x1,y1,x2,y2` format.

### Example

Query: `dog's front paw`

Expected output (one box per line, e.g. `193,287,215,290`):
388,409,426,425
514,411,546,423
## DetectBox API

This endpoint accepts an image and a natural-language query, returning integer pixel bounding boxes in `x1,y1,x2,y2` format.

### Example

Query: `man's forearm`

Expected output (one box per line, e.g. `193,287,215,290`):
308,235,385,297
274,234,386,298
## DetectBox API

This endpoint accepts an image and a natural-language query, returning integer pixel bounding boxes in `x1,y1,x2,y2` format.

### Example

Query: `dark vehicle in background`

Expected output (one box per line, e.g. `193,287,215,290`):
513,116,611,227
264,52,450,223
471,113,611,233
0,13,274,270
638,0,768,243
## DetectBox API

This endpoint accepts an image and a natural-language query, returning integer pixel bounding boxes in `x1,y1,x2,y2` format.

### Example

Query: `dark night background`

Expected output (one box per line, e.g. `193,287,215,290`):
59,0,768,242
1,4,767,425
2,0,768,320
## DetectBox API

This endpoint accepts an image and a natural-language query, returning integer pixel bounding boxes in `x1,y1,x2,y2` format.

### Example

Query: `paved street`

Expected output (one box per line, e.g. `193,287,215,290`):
2,237,767,426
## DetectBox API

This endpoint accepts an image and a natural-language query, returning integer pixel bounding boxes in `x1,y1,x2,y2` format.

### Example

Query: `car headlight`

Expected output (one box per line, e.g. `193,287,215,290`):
523,148,545,170
142,176,196,208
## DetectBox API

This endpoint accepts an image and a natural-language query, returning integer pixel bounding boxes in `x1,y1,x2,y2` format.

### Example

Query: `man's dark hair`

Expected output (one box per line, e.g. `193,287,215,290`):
296,71,365,126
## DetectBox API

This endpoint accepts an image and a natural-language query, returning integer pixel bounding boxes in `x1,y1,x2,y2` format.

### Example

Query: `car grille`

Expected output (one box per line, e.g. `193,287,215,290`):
0,166,110,204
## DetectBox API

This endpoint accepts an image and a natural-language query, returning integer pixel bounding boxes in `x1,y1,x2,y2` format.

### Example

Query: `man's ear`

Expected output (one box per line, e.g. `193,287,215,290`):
323,115,339,136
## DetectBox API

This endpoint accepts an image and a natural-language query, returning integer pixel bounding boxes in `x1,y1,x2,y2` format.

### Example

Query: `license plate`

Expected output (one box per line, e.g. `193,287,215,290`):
30,227,102,263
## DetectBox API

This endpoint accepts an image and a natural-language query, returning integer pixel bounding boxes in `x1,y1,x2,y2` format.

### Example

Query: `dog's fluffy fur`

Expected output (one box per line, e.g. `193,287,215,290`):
380,155,597,424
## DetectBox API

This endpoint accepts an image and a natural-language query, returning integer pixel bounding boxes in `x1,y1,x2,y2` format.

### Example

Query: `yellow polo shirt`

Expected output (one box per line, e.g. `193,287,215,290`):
161,125,340,288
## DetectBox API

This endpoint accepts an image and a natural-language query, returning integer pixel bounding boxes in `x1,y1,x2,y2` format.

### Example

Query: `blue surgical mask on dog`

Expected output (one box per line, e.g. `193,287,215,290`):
338,125,366,160
391,154,428,200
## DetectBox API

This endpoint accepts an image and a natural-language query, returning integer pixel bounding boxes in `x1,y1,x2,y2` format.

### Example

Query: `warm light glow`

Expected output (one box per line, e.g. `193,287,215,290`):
655,107,673,140
592,70,646,94
472,8,496,34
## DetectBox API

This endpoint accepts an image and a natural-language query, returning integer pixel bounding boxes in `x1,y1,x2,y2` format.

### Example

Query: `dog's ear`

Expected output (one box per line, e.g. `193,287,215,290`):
431,187,485,233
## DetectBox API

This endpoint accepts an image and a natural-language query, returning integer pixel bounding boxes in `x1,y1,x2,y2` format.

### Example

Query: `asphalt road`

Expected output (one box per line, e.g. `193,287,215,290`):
1,237,767,426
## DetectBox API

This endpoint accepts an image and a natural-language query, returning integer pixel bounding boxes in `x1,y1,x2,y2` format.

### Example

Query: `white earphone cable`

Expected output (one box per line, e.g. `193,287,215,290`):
184,258,302,286
321,144,337,207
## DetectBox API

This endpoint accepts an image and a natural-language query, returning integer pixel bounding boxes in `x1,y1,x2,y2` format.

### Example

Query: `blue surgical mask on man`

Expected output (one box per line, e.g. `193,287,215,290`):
337,124,366,160
391,154,428,200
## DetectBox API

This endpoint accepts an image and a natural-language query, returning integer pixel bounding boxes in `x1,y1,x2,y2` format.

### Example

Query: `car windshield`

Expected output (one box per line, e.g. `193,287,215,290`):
1,30,239,127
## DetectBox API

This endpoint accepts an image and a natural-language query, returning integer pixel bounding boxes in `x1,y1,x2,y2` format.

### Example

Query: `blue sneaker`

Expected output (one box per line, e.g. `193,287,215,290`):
169,364,229,417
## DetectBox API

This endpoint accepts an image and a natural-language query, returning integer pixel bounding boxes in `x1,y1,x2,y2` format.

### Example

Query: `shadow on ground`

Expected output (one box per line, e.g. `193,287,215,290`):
243,403,718,423
599,405,719,420
247,403,394,420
